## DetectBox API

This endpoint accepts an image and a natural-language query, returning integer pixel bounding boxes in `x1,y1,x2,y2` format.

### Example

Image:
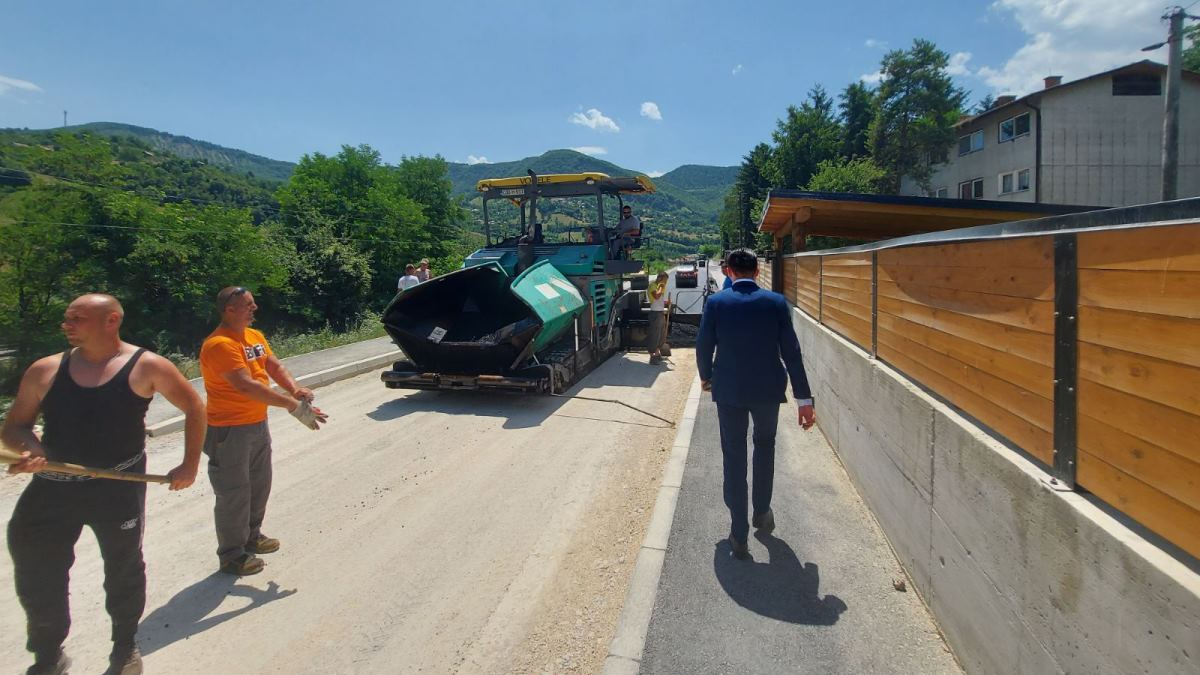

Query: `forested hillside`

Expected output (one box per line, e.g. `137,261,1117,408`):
0,129,466,394
56,122,296,182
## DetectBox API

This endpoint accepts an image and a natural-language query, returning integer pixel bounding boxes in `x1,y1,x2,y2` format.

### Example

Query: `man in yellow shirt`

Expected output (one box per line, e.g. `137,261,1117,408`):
200,286,328,576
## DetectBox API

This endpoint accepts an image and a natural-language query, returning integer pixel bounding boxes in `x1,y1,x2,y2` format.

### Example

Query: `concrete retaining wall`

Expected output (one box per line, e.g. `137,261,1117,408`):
794,308,1200,674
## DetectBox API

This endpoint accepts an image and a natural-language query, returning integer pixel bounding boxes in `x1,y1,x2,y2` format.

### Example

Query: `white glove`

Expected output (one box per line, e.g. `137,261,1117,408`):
289,399,328,430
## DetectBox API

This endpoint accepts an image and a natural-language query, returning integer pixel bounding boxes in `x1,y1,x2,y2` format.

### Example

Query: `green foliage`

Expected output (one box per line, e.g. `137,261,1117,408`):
868,39,967,193
60,122,295,182
839,82,876,159
699,244,721,258
276,145,432,305
767,86,842,189
805,157,886,194
1185,24,1200,73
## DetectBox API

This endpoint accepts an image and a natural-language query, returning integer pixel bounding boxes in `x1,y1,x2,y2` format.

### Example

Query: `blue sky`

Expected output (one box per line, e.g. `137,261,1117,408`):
0,0,1172,174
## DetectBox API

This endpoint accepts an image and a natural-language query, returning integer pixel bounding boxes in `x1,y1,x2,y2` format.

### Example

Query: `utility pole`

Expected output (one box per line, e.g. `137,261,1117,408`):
1161,7,1184,201
63,110,68,128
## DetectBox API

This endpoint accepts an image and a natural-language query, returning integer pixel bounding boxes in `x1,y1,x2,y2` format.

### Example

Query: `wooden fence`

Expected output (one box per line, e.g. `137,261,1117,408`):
782,218,1200,560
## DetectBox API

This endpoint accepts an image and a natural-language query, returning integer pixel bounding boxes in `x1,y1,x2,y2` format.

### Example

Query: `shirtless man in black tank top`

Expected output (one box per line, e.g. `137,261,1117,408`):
2,294,206,675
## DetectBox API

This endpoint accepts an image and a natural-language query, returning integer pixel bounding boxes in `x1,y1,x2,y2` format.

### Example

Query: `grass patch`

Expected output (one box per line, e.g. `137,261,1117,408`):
166,312,387,380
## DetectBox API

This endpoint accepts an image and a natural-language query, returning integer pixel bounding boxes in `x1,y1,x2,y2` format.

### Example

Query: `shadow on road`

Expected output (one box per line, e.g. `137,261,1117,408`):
138,574,297,656
368,353,673,429
712,532,847,625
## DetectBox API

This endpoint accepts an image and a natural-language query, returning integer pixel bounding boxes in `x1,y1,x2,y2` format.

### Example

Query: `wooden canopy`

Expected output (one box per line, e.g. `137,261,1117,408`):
758,191,1097,243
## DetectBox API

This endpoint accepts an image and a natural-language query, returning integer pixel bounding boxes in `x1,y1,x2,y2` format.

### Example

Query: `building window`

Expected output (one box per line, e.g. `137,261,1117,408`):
959,178,984,200
935,187,948,199
1112,73,1161,96
998,168,1032,195
998,112,1031,142
958,130,984,156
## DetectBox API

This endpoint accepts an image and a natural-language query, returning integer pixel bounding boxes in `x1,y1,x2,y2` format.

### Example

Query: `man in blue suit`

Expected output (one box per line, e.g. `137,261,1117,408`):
697,248,816,559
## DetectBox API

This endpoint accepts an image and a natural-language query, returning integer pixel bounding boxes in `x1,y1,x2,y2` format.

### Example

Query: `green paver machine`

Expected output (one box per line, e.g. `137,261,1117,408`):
380,171,656,394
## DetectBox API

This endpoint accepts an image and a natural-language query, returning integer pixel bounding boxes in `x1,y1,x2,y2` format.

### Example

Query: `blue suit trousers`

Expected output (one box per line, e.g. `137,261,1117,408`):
716,402,780,541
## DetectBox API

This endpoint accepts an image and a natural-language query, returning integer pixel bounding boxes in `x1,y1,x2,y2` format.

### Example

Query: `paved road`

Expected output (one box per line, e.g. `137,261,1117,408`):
639,390,961,674
0,350,695,675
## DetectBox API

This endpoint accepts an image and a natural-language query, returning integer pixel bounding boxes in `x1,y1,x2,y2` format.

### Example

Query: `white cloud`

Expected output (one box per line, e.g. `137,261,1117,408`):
947,51,974,76
640,101,663,121
864,38,887,49
646,170,666,178
570,146,608,156
568,108,620,132
860,71,886,85
466,155,489,165
977,0,1163,95
732,64,743,76
0,74,43,96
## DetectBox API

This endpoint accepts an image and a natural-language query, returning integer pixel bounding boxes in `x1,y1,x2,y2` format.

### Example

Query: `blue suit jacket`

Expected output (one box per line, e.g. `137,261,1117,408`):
697,280,811,407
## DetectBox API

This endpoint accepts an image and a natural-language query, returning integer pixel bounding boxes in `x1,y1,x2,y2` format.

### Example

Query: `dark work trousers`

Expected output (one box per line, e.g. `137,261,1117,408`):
716,402,780,542
204,421,273,563
7,475,147,658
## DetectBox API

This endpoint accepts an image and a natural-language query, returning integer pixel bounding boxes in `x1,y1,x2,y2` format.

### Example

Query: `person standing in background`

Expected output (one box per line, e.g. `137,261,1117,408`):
398,264,421,291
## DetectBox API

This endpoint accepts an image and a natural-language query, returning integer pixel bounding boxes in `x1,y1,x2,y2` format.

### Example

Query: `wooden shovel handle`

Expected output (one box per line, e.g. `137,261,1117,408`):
0,447,170,484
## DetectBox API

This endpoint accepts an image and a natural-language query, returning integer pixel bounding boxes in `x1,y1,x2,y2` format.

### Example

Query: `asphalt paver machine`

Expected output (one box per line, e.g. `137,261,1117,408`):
381,171,658,394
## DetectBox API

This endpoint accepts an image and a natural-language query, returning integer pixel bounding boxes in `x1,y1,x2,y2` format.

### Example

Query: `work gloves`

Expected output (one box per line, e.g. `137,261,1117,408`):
290,399,328,430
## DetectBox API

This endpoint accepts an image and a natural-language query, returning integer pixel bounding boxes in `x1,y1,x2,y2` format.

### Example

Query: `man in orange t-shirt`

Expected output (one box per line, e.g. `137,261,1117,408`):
200,286,328,576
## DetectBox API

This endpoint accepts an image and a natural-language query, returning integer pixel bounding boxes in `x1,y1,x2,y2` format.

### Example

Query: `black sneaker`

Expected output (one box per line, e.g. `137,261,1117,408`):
752,509,776,534
26,649,69,675
105,646,142,675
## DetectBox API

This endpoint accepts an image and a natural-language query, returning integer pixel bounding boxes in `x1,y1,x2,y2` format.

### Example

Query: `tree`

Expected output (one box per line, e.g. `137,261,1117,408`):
868,39,967,193
974,94,996,114
805,157,886,194
839,82,876,159
394,155,466,256
767,86,842,190
727,143,774,248
1185,24,1200,73
276,145,429,304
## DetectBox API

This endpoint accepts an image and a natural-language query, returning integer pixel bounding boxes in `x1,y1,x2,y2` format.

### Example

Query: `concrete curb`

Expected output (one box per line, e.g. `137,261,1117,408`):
145,349,402,437
602,373,702,675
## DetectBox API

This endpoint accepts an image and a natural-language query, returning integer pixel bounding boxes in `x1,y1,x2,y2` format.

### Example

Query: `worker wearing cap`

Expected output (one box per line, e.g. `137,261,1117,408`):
200,286,328,577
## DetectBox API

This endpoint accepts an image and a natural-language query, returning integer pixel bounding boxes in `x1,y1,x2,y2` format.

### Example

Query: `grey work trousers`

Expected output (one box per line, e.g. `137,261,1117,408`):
203,421,273,563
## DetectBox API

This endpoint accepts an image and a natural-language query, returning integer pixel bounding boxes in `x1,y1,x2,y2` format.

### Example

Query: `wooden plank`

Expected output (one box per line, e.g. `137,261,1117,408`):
1078,306,1200,368
1077,223,1200,271
877,333,1054,464
820,285,872,311
822,254,872,267
820,275,872,294
1079,269,1200,318
1077,450,1200,561
823,291,872,321
1078,416,1200,512
1078,343,1200,416
878,294,1053,366
879,264,1054,300
822,305,871,349
821,266,873,280
878,312,1053,398
878,326,1053,433
1078,379,1200,464
878,237,1053,270
878,279,1054,334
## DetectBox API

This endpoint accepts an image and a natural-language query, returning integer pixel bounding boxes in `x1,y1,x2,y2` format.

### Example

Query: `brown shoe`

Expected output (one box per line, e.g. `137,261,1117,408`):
104,646,142,675
246,534,280,554
26,649,69,675
220,553,265,576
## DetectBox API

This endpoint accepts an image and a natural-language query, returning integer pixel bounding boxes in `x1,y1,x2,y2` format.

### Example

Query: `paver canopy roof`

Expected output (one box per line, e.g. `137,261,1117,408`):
476,172,656,196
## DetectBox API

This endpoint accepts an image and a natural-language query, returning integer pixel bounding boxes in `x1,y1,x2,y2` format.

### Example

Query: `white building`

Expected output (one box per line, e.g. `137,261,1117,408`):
901,61,1200,207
